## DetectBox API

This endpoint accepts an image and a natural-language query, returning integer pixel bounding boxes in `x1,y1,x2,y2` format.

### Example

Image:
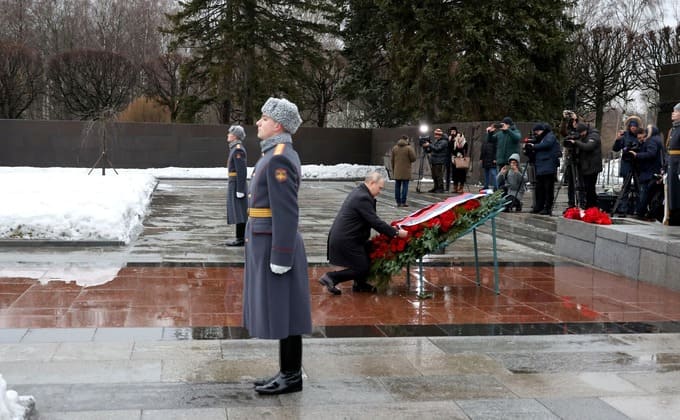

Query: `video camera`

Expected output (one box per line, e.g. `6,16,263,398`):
522,135,538,160
492,122,503,129
562,132,580,147
622,143,641,162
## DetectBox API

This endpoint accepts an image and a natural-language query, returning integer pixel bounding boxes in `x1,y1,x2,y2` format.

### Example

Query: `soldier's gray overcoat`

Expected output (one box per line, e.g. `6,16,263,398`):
226,141,248,225
242,134,312,339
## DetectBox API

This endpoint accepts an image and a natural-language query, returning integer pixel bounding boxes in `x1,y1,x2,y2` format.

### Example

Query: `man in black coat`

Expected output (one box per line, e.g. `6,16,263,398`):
319,171,408,295
564,123,602,209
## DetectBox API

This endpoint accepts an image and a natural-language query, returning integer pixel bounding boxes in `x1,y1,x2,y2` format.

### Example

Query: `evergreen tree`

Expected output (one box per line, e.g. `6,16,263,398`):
341,0,576,126
165,0,340,124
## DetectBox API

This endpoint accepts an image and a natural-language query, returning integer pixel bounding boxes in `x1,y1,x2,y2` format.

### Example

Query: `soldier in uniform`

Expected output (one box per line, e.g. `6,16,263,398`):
667,103,680,225
225,125,248,246
242,97,311,395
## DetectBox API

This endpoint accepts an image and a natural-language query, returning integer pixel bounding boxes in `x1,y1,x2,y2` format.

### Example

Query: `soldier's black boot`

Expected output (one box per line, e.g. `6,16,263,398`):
255,335,302,395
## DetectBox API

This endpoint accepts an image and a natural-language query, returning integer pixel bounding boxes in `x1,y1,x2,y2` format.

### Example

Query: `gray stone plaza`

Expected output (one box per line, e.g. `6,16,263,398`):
1,179,679,419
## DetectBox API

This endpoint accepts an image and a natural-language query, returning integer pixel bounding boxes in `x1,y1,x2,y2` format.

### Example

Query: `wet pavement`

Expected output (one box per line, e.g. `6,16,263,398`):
1,179,680,418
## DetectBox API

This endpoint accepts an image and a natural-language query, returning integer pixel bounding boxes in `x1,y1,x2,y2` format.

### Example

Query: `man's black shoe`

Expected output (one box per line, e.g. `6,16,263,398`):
539,209,552,216
255,371,302,395
427,188,437,193
226,238,245,247
253,372,279,387
352,283,377,293
318,274,341,295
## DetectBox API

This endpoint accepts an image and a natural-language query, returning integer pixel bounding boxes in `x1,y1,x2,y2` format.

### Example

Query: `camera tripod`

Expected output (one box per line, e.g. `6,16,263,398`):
554,153,584,210
415,150,431,193
610,165,640,217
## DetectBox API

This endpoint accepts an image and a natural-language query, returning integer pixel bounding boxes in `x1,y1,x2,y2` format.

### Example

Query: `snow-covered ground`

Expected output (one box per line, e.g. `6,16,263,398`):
0,165,382,243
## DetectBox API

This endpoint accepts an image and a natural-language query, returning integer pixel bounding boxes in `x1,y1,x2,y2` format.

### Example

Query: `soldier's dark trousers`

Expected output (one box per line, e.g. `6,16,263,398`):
235,223,245,240
280,335,302,374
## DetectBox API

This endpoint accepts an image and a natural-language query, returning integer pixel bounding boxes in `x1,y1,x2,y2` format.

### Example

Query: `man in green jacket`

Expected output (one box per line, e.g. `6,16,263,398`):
486,116,522,171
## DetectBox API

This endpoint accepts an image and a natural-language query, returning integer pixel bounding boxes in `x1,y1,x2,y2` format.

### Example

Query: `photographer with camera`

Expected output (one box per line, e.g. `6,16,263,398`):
628,125,664,220
560,110,581,210
564,123,602,209
525,123,561,215
421,128,449,193
612,116,643,216
486,116,521,172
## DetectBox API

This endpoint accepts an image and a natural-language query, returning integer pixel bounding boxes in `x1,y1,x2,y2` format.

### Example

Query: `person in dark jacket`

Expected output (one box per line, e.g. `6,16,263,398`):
667,103,680,225
242,97,311,396
225,125,248,246
525,123,561,215
422,128,449,193
391,135,416,207
559,110,581,210
612,116,642,215
319,171,408,295
629,125,663,218
565,123,602,209
480,131,497,190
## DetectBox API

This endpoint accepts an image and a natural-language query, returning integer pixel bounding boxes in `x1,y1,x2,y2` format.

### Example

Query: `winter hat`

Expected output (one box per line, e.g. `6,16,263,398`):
508,153,520,163
261,97,302,134
532,123,545,132
502,117,513,125
674,102,680,112
628,120,638,128
228,125,245,141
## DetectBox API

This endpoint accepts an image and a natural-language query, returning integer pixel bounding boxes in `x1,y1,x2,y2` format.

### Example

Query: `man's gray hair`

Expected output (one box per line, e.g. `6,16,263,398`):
364,171,384,184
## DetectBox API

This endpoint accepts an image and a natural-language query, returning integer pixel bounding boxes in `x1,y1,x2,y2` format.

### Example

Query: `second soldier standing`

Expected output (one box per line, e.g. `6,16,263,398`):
225,125,248,246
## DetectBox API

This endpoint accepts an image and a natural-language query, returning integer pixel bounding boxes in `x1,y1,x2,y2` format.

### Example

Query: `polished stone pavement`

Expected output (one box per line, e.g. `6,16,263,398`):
1,179,680,418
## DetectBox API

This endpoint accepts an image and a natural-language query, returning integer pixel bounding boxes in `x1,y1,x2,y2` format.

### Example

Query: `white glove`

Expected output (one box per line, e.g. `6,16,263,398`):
270,263,291,274
236,192,245,198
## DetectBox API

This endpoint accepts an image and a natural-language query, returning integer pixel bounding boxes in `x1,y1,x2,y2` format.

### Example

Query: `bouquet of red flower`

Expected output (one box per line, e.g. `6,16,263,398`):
368,191,505,290
563,207,612,225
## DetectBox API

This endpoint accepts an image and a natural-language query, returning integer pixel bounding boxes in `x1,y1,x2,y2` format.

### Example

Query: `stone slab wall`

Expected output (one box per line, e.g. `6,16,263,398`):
0,120,373,168
556,218,680,291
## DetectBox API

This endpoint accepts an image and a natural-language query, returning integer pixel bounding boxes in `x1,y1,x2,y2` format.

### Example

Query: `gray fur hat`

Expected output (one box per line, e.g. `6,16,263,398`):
228,125,245,141
674,102,680,112
261,97,302,134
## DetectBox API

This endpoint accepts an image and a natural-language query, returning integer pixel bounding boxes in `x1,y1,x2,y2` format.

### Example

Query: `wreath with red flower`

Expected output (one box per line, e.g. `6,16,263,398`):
368,192,505,290
563,207,612,225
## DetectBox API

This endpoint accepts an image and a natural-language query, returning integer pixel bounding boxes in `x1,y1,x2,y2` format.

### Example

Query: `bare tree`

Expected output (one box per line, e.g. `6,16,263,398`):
638,25,680,105
88,0,169,65
568,26,639,129
301,50,346,127
47,49,138,120
0,0,38,45
141,51,211,122
0,42,43,118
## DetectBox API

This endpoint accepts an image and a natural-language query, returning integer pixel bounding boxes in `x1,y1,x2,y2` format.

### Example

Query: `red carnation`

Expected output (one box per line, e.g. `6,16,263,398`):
563,207,582,220
424,217,441,229
463,199,481,211
439,210,456,232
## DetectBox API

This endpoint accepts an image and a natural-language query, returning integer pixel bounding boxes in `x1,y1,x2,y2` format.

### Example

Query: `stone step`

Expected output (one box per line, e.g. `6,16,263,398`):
476,213,556,253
